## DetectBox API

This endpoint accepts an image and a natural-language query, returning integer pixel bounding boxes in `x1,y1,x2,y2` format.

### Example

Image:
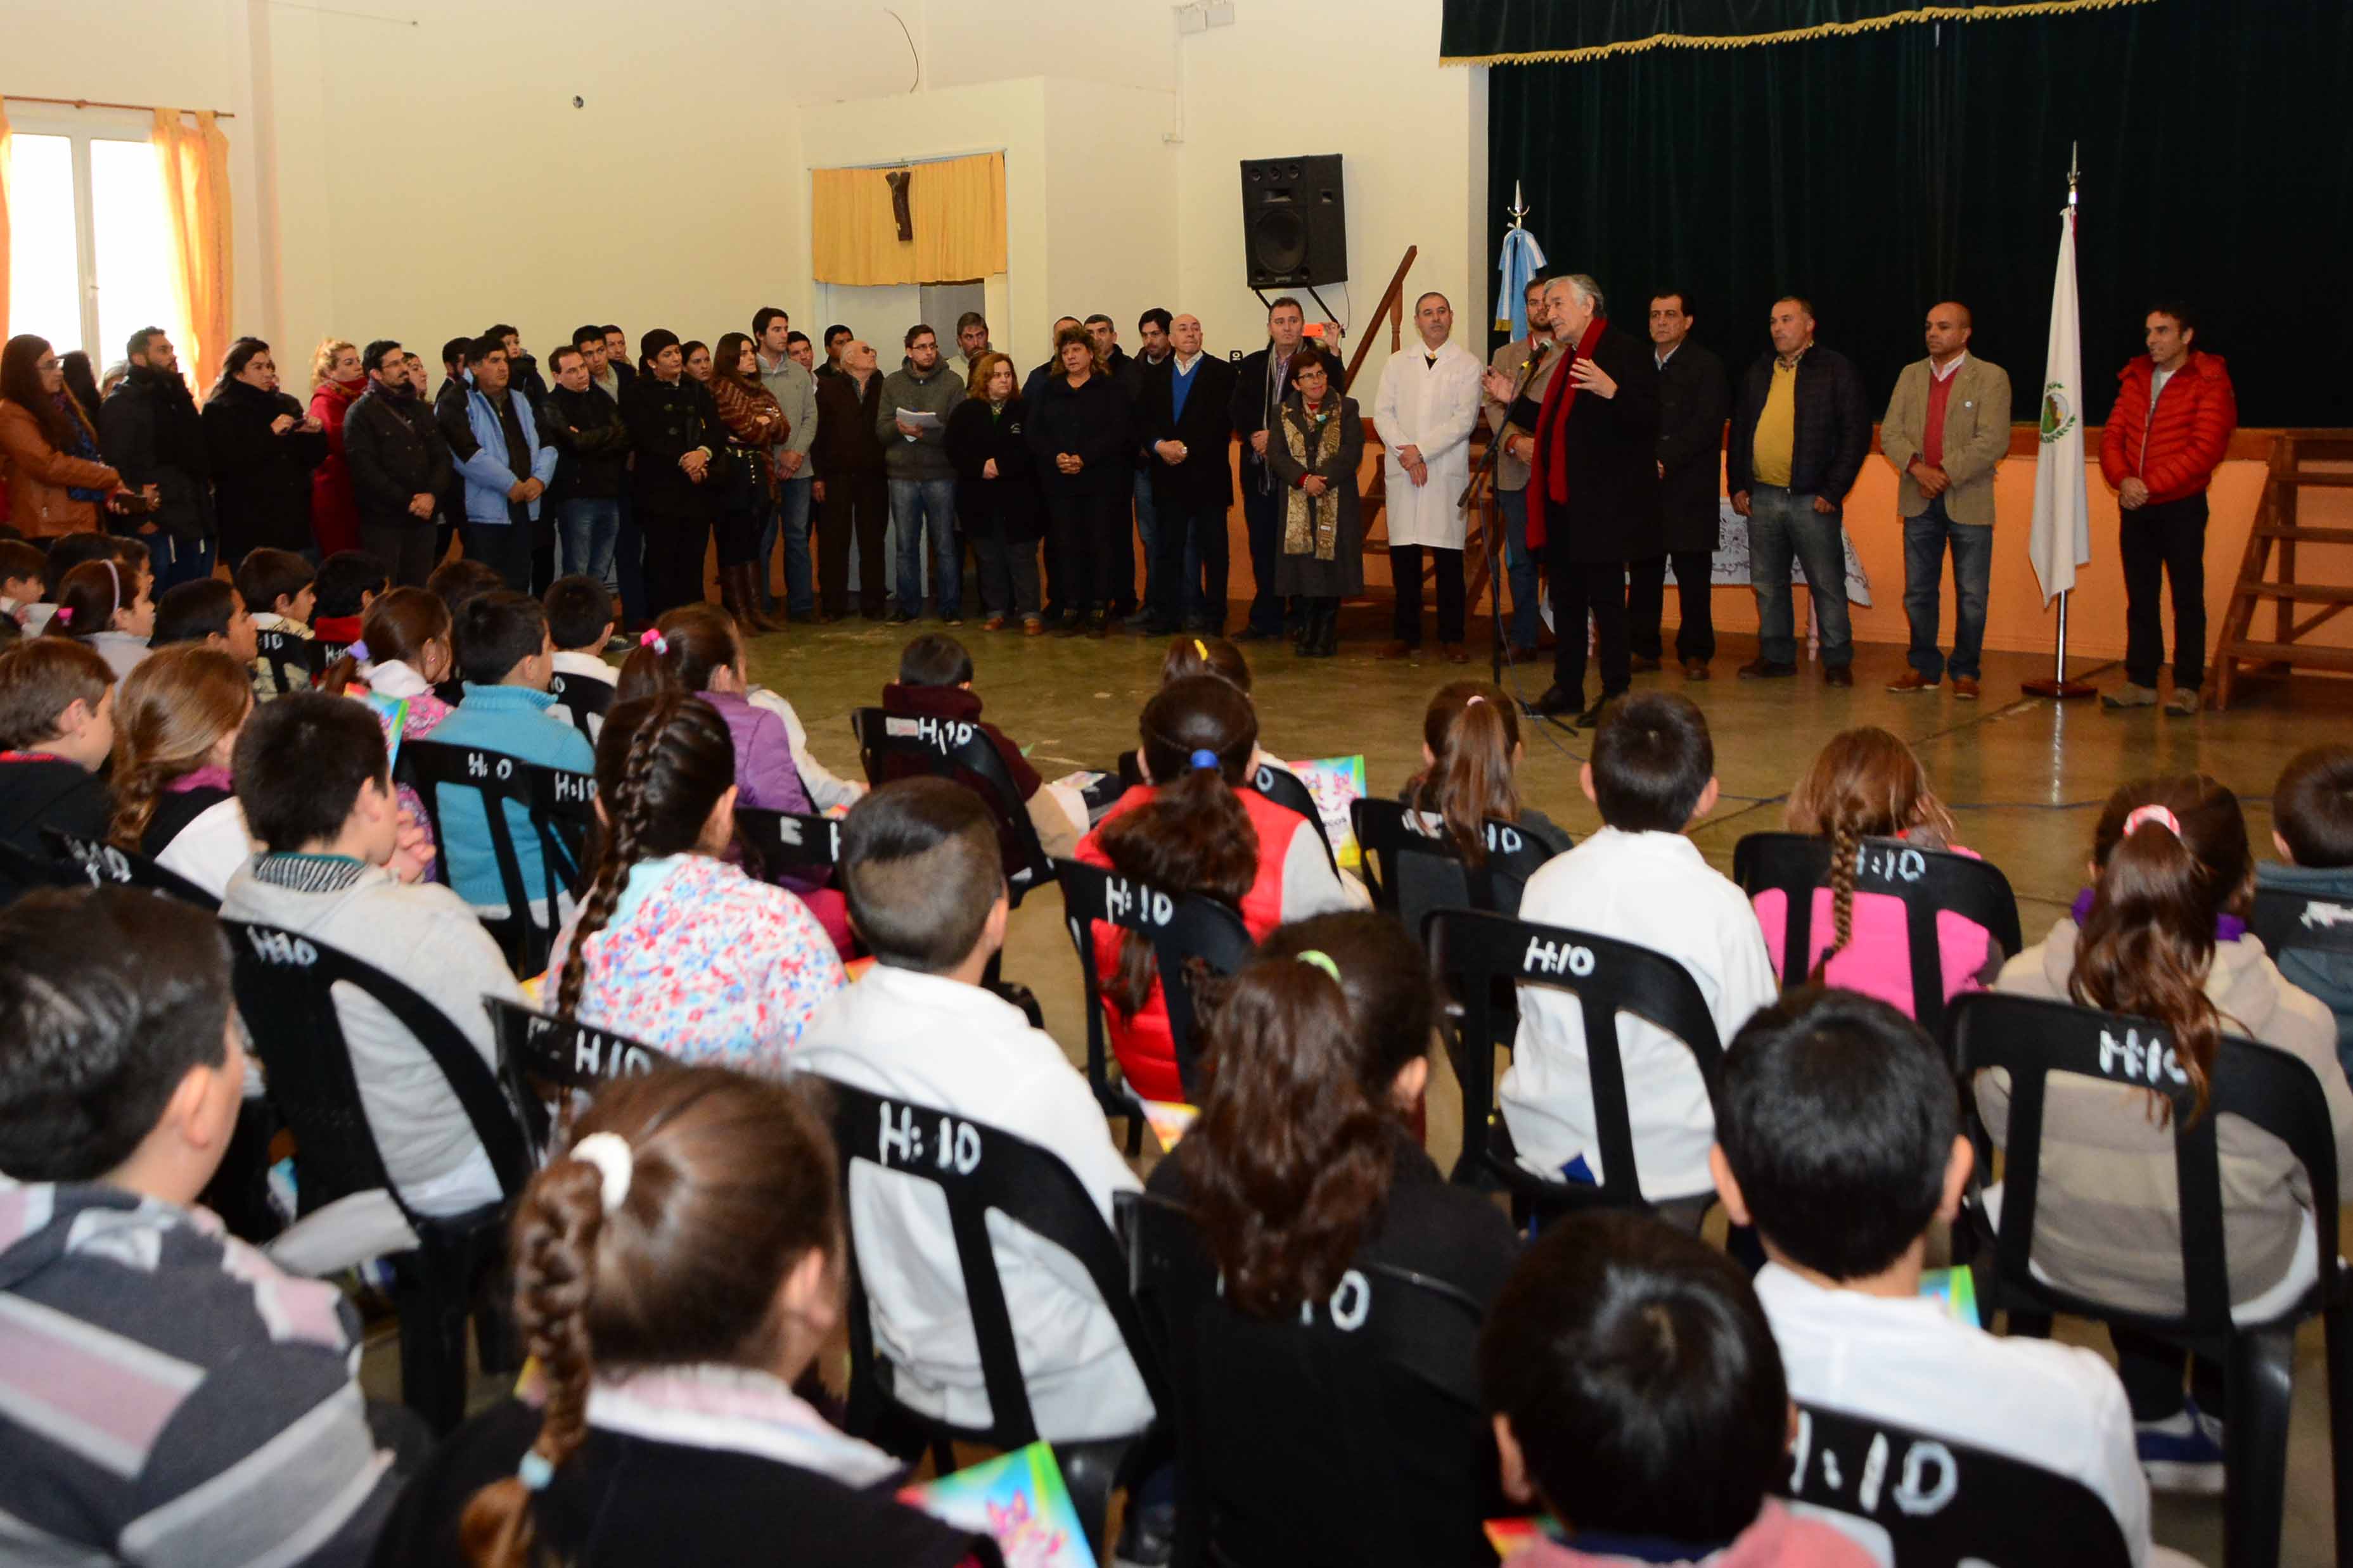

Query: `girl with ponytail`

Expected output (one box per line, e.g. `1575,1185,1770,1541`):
1756,725,1996,1018
106,646,253,890
1985,774,2351,1444
1401,680,1573,869
321,585,459,734
1146,911,1518,1558
41,558,155,679
1074,673,1354,1101
544,694,844,1078
373,1067,987,1568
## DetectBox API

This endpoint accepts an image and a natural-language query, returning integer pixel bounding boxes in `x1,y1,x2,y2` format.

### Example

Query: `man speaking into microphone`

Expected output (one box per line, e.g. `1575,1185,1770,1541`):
1485,273,1660,727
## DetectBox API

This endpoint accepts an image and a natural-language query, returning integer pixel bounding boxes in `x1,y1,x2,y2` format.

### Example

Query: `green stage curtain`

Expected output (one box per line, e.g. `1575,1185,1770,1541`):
1444,0,2150,65
1482,1,2353,425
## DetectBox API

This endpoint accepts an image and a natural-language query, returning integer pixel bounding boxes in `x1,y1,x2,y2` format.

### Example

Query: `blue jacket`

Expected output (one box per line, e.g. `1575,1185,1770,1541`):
426,685,596,908
452,382,558,526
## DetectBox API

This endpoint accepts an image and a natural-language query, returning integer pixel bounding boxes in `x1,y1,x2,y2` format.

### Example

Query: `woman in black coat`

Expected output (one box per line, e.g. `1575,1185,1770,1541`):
945,352,1043,633
203,338,328,566
1025,327,1132,638
621,329,725,616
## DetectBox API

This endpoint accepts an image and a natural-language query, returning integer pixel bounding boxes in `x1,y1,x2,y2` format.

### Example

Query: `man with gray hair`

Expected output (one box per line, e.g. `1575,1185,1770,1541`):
1485,273,1660,727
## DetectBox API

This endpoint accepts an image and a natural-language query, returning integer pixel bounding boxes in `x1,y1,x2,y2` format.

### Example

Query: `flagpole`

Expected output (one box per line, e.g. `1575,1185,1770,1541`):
2023,143,2096,700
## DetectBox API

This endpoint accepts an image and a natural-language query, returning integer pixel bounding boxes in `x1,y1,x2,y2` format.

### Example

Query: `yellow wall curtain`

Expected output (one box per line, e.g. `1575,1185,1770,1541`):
1,98,15,346
152,108,233,388
812,151,1006,286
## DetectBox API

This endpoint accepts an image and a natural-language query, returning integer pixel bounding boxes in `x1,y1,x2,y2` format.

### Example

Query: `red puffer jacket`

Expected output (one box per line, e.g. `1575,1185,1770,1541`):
2098,350,2236,506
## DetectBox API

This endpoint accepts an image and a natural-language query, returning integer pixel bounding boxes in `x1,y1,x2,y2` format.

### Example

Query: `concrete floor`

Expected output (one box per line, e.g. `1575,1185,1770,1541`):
375,604,2353,1565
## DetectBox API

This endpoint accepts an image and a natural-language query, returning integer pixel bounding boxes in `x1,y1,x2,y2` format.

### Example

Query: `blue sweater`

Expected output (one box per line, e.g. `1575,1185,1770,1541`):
453,383,558,526
426,685,596,908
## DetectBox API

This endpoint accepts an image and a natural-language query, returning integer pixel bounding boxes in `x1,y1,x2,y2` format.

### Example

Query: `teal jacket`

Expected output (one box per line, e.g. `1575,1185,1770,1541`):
426,685,596,908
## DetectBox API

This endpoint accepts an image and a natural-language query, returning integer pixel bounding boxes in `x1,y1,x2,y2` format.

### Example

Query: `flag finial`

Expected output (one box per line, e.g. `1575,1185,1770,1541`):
1509,179,1529,231
2067,141,2079,210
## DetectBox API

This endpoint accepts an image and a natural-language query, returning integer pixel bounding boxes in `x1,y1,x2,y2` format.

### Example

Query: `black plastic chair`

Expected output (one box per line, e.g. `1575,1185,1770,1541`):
253,626,324,692
1425,908,1724,1228
1949,990,2353,1568
1051,857,1256,1147
1120,1190,1488,1568
545,668,613,745
0,838,94,903
483,995,676,1161
2252,884,2353,967
1352,797,1562,927
41,827,221,910
397,738,595,974
851,706,1055,907
1243,760,1340,879
735,805,841,877
1733,831,2022,1042
1778,1400,2133,1568
814,1077,1167,1558
223,919,532,1433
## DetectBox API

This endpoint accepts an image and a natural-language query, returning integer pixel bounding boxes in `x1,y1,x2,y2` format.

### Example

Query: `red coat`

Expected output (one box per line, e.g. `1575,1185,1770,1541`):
309,378,365,556
2098,350,2236,506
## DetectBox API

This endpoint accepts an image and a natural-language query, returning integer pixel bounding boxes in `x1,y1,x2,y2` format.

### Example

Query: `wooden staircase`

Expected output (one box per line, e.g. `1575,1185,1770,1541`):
2211,430,2353,710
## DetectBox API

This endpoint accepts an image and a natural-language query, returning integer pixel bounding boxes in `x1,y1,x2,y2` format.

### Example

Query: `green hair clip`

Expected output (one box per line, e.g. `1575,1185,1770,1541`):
1296,950,1340,982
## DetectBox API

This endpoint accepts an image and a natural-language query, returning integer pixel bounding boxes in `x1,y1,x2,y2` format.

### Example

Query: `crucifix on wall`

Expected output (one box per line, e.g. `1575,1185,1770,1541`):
885,169,914,241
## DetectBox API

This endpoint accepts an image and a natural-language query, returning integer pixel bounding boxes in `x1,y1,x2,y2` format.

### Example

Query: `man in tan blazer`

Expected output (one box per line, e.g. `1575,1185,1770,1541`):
1880,301,2011,698
1484,276,1559,653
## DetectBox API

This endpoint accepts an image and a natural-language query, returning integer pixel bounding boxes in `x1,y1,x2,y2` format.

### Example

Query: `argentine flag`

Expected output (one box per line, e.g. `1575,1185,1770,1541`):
1496,224,1548,338
2029,205,2092,604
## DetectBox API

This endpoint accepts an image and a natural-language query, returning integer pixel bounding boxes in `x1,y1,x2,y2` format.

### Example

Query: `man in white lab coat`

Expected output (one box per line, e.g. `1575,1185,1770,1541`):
1374,293,1486,660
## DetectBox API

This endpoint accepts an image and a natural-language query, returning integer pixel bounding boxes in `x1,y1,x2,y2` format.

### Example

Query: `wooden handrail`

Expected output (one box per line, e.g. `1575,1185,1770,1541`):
1343,245,1418,391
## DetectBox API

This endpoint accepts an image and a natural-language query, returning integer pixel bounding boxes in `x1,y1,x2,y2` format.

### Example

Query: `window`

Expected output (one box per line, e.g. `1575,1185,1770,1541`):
4,123,185,368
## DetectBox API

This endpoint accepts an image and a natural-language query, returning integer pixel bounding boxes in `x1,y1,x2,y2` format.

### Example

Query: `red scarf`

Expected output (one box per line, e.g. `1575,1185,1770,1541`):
1523,314,1608,551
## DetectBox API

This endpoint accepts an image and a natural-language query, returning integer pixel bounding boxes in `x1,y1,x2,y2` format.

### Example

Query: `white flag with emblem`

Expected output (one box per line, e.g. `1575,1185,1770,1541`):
2029,205,2091,604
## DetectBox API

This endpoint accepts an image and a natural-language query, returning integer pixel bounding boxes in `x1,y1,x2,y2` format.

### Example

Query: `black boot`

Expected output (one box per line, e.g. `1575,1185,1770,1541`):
1320,597,1341,656
1293,599,1316,656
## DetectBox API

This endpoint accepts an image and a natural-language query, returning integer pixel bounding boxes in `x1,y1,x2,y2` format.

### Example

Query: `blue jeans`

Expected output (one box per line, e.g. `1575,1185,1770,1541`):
1902,495,1992,681
146,532,216,596
558,497,619,587
888,477,959,619
1497,487,1541,649
1132,471,1160,619
756,473,814,616
1747,483,1852,668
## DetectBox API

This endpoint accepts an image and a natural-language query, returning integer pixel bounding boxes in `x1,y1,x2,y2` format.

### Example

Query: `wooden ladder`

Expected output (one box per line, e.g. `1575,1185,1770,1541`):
2211,430,2353,710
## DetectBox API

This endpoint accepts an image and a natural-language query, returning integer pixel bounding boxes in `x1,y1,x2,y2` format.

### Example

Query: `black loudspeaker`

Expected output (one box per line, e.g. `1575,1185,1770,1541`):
1240,155,1346,289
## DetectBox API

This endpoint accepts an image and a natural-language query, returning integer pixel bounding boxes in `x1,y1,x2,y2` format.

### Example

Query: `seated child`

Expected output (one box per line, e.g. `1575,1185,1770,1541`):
221,692,518,1217
235,546,318,698
0,539,45,626
1480,1209,1871,1568
322,585,459,737
106,645,254,893
426,590,596,912
1989,775,2350,1489
0,639,115,896
1076,673,1356,1102
543,572,619,743
369,1068,990,1566
0,887,407,1564
2261,744,2353,1075
1157,634,1296,782
41,558,153,679
1500,692,1778,1205
1146,910,1521,1562
618,604,847,950
1713,988,2157,1563
425,558,508,706
546,693,843,1076
1399,680,1574,918
311,547,390,651
150,577,260,662
882,632,1064,859
798,777,1154,1443
1752,726,1999,1017
22,532,136,635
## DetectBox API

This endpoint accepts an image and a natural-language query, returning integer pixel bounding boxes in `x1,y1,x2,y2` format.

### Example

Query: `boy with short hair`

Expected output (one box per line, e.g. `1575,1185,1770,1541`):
427,556,506,623
1711,988,2157,1562
426,590,595,910
311,547,390,649
1500,691,1778,1206
880,631,1068,861
542,573,617,743
220,693,522,1216
2263,744,2353,1072
795,777,1153,1443
0,539,45,625
0,886,406,1562
236,546,319,698
150,578,260,661
1480,1211,1871,1567
0,639,116,895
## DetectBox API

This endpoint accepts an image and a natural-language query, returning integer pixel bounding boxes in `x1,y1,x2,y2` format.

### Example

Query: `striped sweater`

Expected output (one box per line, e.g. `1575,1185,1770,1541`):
0,1178,400,1565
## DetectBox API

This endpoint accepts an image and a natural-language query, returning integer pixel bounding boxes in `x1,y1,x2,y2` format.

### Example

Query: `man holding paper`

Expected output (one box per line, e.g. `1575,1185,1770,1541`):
877,324,968,623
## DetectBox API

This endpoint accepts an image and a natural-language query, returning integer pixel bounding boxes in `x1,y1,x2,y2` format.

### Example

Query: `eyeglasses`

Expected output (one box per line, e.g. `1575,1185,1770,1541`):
35,358,60,373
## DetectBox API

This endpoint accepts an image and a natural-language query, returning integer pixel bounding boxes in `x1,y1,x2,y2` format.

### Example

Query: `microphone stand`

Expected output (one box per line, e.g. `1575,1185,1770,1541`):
1460,339,1553,695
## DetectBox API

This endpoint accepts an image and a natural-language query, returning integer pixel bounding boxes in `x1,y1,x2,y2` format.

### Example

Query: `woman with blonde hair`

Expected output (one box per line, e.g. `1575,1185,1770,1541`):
945,350,1042,631
306,337,367,558
106,645,255,891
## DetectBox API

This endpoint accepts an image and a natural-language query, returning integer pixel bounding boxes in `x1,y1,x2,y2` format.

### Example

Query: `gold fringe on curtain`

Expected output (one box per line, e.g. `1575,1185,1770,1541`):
812,151,1006,286
1441,0,2154,66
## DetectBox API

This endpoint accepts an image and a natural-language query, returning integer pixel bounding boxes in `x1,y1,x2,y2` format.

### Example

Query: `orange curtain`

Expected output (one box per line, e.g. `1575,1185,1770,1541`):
1,97,15,346
811,151,1006,286
152,108,233,388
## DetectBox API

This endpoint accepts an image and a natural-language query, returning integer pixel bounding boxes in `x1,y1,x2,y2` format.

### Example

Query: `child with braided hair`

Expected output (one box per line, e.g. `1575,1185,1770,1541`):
369,1067,991,1567
543,693,843,1076
1752,726,2001,1019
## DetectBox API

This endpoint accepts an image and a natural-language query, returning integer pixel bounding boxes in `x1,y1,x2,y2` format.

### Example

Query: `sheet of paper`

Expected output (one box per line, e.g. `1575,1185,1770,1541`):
895,407,942,429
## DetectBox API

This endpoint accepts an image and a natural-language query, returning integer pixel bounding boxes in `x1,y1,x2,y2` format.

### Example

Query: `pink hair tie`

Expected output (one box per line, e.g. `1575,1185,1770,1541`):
639,628,668,654
53,606,72,627
2124,803,2182,840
